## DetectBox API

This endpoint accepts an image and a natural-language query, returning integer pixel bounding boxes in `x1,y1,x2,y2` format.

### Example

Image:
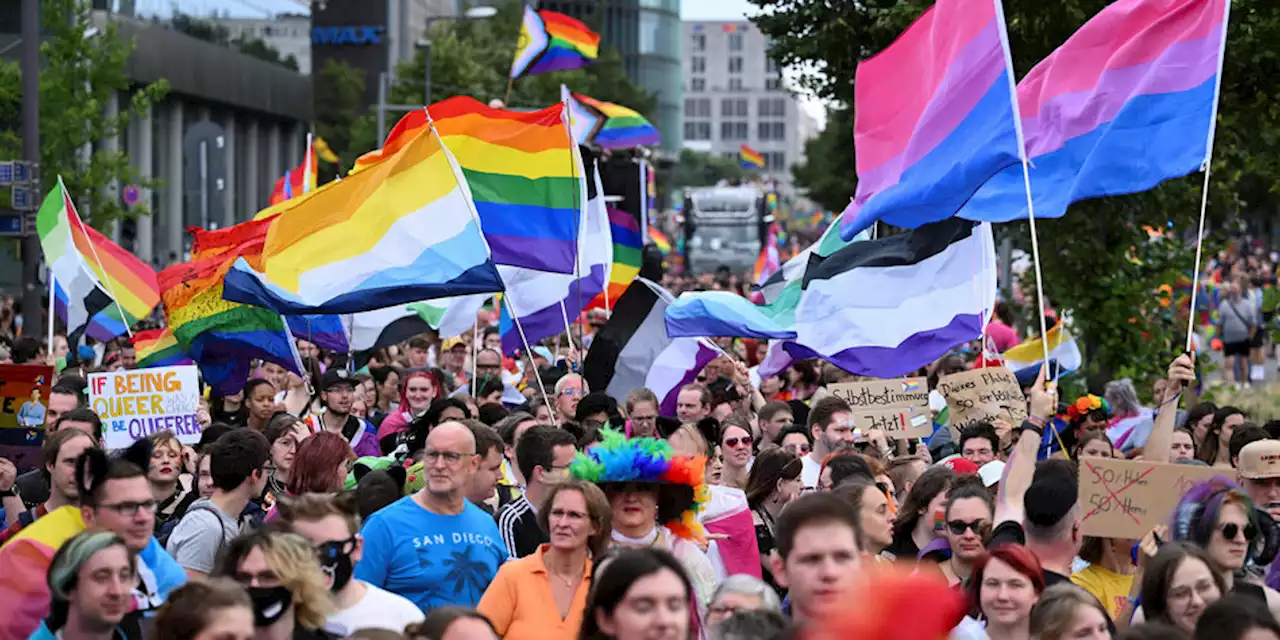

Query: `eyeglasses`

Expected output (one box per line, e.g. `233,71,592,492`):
98,500,158,516
423,450,469,466
723,437,750,448
559,388,582,398
947,519,990,536
1221,522,1258,542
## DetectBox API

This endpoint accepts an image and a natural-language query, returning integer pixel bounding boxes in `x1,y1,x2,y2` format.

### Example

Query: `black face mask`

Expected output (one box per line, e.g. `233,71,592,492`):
317,538,356,593
248,585,293,628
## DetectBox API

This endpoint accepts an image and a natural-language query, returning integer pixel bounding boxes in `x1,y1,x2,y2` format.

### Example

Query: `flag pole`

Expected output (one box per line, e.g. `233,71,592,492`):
503,294,556,421
471,317,479,397
1185,0,1231,355
558,300,578,353
504,76,515,106
46,269,55,355
61,177,134,339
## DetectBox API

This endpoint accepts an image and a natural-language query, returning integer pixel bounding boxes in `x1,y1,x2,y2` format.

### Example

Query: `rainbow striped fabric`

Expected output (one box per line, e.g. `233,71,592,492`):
37,179,159,343
131,327,192,368
511,7,600,79
571,93,662,149
268,146,317,204
226,118,502,314
585,206,642,311
431,96,584,274
739,144,765,170
649,228,672,255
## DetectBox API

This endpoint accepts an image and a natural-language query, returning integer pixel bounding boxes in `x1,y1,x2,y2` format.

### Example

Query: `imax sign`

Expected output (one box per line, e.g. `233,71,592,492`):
312,26,386,46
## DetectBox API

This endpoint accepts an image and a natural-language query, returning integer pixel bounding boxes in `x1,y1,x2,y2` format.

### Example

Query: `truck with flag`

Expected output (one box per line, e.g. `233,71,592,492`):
682,185,768,275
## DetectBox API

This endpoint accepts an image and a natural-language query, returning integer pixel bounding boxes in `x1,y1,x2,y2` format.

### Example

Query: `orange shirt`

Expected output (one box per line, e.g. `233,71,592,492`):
476,544,592,640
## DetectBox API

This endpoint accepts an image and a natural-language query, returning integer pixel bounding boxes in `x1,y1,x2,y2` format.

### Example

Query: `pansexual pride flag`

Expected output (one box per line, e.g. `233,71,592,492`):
585,206,643,311
573,93,662,149
431,96,583,274
511,7,601,79
959,0,1230,223
839,0,1021,239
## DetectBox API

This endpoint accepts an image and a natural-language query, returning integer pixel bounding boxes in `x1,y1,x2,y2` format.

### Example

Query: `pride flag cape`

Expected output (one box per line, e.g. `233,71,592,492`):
839,0,1021,239
131,327,192,368
37,179,159,343
511,7,600,79
739,144,765,170
225,121,502,314
959,0,1230,224
584,206,643,311
572,93,662,149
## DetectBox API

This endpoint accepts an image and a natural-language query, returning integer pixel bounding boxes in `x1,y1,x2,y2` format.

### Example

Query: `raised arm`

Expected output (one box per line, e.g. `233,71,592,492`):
1142,353,1195,464
994,365,1056,526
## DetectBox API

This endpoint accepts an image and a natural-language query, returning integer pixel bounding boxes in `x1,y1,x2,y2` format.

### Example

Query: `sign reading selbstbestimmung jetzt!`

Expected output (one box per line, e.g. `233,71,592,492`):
90,365,201,450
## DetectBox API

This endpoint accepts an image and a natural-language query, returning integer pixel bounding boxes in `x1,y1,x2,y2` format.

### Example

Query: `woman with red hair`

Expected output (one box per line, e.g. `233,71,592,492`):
375,370,439,453
953,544,1046,640
288,431,356,496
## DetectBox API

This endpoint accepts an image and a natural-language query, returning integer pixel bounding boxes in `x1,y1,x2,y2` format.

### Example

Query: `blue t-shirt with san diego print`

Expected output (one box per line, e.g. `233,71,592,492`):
354,495,508,611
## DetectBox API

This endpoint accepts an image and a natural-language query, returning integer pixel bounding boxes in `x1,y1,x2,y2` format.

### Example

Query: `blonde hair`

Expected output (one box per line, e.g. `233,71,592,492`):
1029,583,1109,640
148,430,183,456
669,423,710,458
215,530,333,629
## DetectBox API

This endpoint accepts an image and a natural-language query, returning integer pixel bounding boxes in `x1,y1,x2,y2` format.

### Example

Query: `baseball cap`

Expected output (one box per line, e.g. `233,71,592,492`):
1238,440,1280,479
441,337,466,351
321,368,356,391
940,456,980,476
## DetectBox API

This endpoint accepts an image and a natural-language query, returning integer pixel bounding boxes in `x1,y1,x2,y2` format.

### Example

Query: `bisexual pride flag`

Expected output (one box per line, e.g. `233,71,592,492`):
839,0,1021,239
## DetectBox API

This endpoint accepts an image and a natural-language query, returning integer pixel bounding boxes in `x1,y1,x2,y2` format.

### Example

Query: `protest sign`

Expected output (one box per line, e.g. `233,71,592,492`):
827,378,931,439
1078,457,1221,538
938,367,1027,432
90,365,201,450
0,364,53,469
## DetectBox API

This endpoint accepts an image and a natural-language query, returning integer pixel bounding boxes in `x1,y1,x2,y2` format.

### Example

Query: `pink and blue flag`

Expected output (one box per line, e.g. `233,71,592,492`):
958,0,1230,223
839,0,1021,239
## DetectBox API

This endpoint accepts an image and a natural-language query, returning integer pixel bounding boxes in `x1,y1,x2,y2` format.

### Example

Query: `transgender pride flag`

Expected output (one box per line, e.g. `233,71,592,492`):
839,0,1021,239
959,0,1230,223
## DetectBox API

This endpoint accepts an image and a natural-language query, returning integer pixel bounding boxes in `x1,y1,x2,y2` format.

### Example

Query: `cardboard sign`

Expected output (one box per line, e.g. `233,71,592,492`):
1079,457,1222,538
0,364,54,469
90,365,201,450
827,377,931,439
938,367,1028,431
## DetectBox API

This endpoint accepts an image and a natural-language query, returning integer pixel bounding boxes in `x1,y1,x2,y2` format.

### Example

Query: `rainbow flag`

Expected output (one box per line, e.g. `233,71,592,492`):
227,118,502,314
585,206,642,311
131,327,192,368
511,7,600,80
268,146,317,204
572,92,662,149
649,228,672,255
562,85,604,145
430,96,584,274
37,179,159,344
739,144,765,170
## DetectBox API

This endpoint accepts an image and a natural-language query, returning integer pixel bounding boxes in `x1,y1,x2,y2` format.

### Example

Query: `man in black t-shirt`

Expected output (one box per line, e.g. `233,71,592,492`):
496,425,577,558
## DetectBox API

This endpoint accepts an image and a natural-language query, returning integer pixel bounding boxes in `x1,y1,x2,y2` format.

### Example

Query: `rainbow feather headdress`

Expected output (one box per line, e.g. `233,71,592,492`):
570,429,709,541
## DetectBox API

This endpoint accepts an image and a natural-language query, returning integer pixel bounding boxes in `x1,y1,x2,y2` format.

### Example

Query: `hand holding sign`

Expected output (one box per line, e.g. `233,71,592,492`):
938,367,1028,432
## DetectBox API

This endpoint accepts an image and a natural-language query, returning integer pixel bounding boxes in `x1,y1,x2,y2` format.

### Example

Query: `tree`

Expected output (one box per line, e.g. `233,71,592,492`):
169,12,298,71
312,59,366,176
673,149,746,190
0,0,169,229
231,35,300,72
749,0,1280,386
791,105,854,214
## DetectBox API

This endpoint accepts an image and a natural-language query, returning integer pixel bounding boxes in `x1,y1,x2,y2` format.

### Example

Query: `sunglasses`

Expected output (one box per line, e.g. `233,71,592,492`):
784,444,811,454
723,437,750,448
947,519,990,536
1221,522,1258,542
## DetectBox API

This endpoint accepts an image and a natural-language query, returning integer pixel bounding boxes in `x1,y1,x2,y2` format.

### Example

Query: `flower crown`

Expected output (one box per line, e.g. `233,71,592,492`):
569,429,710,541
1066,394,1111,422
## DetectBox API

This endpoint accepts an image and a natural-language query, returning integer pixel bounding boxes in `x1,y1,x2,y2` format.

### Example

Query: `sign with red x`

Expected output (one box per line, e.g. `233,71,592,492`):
1079,458,1220,538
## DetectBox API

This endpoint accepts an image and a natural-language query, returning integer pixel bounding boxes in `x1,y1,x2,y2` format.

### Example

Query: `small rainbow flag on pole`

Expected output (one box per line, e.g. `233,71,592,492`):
268,140,317,205
739,144,765,170
585,206,643,311
511,7,600,80
131,327,192,368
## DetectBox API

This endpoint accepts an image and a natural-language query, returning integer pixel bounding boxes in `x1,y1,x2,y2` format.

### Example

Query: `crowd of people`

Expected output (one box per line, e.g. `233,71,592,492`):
2,246,1280,640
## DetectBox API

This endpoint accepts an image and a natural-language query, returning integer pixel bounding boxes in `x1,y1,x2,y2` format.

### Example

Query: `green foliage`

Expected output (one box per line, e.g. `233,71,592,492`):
672,149,746,190
312,59,367,176
168,12,298,71
749,0,1280,387
0,0,169,229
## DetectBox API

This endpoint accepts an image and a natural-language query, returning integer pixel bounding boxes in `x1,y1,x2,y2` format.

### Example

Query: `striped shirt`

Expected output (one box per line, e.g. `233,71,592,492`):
495,495,546,559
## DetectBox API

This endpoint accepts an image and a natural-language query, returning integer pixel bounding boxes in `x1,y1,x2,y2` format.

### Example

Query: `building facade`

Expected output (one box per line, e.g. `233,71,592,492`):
680,20,814,183
213,13,312,73
536,0,683,154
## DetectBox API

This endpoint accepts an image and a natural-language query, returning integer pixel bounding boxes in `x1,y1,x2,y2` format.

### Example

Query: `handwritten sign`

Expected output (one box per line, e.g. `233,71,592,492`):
1079,458,1220,538
827,378,931,439
0,364,53,469
90,365,201,450
938,367,1027,431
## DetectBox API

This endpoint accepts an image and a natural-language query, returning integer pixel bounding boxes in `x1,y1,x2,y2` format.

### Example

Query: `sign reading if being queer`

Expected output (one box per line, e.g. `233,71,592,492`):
90,365,201,450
